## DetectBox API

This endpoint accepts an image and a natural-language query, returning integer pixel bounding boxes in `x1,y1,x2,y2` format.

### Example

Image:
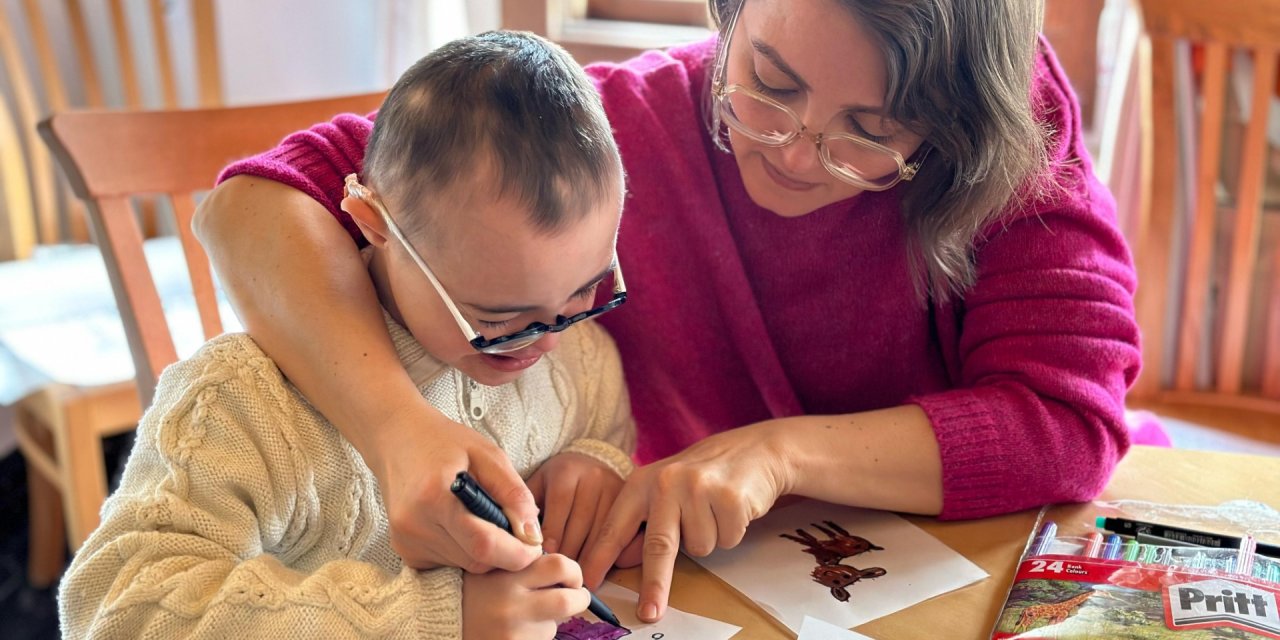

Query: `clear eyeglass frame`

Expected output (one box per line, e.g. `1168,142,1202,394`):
708,0,928,191
343,174,628,355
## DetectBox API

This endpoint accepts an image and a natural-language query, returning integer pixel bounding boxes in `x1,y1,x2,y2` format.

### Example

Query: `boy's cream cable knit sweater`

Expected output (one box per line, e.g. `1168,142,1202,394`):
59,315,635,639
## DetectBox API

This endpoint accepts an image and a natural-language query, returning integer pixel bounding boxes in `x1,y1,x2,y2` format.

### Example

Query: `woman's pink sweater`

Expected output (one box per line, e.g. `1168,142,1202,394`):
221,36,1141,519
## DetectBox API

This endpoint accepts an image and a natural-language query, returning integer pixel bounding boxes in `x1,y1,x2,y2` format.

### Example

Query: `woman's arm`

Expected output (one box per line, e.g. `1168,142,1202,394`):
193,176,543,571
581,404,941,622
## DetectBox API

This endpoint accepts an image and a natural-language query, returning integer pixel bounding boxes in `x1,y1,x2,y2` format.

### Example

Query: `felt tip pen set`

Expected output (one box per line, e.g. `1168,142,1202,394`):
990,502,1280,639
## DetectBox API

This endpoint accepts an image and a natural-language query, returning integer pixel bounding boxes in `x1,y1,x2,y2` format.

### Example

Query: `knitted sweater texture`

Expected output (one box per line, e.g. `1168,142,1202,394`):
59,316,634,639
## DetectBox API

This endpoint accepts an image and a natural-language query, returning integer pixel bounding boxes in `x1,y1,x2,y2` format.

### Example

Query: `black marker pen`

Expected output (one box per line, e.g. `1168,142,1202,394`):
452,471,622,628
1096,516,1279,559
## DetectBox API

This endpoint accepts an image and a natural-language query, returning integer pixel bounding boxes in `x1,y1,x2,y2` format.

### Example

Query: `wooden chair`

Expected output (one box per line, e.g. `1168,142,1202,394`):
1130,0,1280,415
1,0,221,258
26,92,383,568
1,0,220,587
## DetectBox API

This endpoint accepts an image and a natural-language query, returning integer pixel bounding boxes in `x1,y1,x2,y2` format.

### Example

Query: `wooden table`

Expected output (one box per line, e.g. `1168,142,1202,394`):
605,446,1280,639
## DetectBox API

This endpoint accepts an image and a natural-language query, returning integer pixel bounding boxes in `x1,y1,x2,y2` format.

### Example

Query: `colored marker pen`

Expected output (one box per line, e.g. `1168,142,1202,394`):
1236,535,1256,576
1102,534,1124,560
1095,516,1280,559
1140,544,1158,564
1136,532,1199,548
451,471,621,627
1122,539,1140,561
1253,562,1268,580
1030,521,1058,557
1084,531,1105,558
1190,551,1208,571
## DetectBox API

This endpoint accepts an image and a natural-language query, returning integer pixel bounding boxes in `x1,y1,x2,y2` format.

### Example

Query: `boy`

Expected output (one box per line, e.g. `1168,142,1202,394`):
59,31,634,640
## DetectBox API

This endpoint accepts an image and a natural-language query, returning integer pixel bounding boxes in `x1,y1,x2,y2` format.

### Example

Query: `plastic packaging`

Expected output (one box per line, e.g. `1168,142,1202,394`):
990,501,1280,639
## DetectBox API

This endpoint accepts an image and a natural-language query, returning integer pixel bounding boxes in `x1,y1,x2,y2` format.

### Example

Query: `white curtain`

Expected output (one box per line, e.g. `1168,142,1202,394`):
376,0,500,87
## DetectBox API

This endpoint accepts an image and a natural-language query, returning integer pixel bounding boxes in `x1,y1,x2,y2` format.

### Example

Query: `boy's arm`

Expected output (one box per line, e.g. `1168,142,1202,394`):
559,321,636,479
59,338,463,640
525,321,637,560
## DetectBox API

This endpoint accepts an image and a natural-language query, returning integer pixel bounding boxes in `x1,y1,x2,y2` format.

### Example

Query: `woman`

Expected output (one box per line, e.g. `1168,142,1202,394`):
194,0,1142,622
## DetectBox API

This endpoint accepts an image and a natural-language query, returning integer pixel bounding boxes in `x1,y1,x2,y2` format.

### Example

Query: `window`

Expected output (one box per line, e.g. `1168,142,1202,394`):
587,0,711,28
503,0,712,64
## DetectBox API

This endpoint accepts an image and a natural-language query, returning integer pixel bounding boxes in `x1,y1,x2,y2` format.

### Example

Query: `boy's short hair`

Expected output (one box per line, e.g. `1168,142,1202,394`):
364,31,622,239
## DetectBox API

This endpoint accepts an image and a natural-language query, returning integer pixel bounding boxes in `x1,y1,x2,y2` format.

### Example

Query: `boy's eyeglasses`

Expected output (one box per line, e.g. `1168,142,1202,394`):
708,0,928,191
344,174,628,355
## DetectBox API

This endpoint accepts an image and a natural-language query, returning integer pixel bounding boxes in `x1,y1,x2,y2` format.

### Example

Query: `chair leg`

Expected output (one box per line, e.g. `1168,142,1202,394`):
16,407,68,587
28,468,67,587
54,399,109,550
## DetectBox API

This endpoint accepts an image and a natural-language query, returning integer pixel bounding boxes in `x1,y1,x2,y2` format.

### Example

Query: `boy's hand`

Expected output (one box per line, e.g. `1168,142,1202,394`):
461,554,591,640
527,452,623,560
370,404,543,573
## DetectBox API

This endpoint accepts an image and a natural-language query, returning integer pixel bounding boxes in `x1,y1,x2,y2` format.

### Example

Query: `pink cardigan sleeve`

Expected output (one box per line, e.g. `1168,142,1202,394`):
913,41,1141,519
217,112,376,244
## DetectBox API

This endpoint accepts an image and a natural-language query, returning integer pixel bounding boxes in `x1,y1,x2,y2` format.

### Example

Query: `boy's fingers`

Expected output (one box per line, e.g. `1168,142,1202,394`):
538,474,576,556
471,450,543,546
524,555,591,624
528,553,585,589
580,487,645,588
530,586,591,621
637,499,681,623
559,480,600,559
580,481,622,563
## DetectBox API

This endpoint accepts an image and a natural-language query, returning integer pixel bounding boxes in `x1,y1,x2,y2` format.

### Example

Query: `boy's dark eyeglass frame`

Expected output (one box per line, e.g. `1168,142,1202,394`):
344,174,628,355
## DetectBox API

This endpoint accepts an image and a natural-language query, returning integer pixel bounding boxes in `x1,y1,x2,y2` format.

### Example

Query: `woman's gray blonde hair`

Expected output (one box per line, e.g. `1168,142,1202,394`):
707,0,1053,301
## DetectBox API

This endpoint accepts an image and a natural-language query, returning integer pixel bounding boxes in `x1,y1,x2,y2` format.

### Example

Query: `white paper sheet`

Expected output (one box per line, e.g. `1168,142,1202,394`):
595,582,740,640
693,500,988,633
798,615,875,640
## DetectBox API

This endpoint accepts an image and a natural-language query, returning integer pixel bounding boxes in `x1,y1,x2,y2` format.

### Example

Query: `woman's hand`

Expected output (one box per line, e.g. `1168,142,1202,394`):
579,422,794,622
461,554,590,640
369,402,544,574
527,452,624,560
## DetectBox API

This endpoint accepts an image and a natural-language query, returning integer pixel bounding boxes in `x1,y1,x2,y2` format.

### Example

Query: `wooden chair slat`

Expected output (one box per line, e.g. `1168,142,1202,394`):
107,0,142,108
21,0,68,110
0,8,59,247
1259,261,1280,399
1134,35,1173,397
43,93,384,198
171,192,222,340
148,0,179,108
0,83,36,261
1135,0,1280,416
1141,0,1280,48
1216,48,1278,393
86,196,176,405
1173,42,1228,391
1263,246,1280,398
38,92,385,406
193,0,222,107
63,0,104,108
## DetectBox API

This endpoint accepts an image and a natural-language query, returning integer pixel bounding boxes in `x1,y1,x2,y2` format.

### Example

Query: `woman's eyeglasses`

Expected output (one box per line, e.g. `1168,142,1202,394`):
708,0,928,191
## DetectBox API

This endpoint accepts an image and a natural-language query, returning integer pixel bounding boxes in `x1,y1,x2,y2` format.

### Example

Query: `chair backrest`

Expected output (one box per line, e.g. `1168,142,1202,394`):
0,0,221,260
1132,0,1280,412
38,92,385,405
